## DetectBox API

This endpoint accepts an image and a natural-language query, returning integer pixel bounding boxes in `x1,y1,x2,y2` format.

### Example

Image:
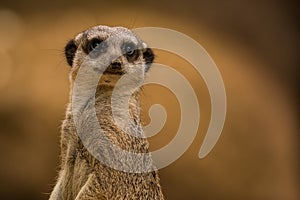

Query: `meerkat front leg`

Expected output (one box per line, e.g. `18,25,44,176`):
75,173,106,200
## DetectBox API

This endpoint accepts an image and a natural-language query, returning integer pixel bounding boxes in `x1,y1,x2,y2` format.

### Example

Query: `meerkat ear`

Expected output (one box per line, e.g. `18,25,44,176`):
143,48,155,72
65,39,77,67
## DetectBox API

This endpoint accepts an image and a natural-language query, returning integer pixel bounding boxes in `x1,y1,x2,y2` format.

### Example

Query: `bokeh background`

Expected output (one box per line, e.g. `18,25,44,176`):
0,0,299,199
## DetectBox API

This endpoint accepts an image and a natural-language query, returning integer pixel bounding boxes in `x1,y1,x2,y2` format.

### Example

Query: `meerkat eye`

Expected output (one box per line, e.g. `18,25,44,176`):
125,45,135,55
123,43,137,56
87,38,104,53
85,38,108,58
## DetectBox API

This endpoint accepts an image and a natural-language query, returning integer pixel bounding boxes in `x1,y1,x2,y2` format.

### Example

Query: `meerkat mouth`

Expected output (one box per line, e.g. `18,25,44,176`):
93,64,127,86
93,66,126,76
104,61,126,75
103,70,125,75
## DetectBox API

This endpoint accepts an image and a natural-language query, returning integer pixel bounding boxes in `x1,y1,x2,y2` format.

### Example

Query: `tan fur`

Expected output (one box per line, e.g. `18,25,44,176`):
49,26,164,200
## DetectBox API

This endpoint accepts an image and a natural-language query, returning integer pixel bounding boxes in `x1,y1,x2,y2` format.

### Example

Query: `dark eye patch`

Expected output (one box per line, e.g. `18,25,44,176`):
83,38,107,58
122,42,139,62
88,39,102,52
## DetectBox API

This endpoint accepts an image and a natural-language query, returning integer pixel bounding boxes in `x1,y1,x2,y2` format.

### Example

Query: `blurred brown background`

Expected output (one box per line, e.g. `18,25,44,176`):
0,0,299,199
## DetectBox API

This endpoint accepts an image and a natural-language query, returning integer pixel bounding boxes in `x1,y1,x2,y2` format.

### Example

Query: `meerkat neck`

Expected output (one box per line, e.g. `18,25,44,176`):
95,85,148,149
95,85,142,130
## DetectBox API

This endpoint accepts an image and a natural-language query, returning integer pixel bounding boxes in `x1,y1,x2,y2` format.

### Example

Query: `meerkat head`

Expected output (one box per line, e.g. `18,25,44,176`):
64,25,154,87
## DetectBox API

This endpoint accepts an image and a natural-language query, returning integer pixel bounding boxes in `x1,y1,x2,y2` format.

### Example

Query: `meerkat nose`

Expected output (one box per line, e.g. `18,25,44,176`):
111,61,122,69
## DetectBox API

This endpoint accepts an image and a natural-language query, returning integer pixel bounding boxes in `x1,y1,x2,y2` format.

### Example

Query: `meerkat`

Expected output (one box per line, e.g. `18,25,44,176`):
49,25,164,200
